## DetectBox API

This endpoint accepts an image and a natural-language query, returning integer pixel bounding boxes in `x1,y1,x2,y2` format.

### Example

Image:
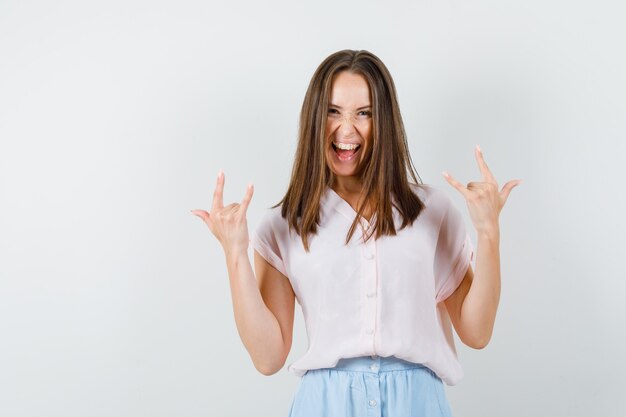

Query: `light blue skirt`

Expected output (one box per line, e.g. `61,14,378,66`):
287,355,453,417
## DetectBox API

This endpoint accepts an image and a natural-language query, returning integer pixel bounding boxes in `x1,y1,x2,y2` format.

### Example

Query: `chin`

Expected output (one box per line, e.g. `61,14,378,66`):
329,164,360,178
325,157,352,177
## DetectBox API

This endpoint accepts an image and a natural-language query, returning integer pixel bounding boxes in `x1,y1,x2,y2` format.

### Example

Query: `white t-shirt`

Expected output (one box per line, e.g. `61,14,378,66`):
250,183,474,385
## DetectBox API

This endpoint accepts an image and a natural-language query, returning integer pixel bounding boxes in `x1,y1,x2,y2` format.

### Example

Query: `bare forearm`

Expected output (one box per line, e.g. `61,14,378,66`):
460,227,501,348
224,250,284,374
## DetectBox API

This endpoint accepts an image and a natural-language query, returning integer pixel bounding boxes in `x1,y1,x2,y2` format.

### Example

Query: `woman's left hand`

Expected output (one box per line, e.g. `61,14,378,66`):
442,145,521,235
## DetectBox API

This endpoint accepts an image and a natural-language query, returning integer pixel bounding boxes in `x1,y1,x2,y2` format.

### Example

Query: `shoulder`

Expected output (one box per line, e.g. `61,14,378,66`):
257,204,287,229
260,204,283,220
252,205,289,256
408,183,454,211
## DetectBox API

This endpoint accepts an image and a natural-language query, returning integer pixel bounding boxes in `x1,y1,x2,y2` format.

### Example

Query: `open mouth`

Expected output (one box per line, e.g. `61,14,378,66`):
332,142,361,161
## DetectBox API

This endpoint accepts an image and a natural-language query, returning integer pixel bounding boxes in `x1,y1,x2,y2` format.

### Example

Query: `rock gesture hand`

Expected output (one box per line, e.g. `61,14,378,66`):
442,145,521,235
191,170,254,255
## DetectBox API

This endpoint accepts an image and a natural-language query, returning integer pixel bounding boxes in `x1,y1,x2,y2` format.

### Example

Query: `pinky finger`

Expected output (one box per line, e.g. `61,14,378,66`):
239,183,254,214
500,179,522,204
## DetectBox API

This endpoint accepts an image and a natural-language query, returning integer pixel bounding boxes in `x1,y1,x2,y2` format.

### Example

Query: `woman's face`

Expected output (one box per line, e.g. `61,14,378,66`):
325,70,373,180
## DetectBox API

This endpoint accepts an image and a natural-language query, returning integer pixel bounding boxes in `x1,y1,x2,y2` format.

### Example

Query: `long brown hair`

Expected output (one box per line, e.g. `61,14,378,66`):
274,49,425,251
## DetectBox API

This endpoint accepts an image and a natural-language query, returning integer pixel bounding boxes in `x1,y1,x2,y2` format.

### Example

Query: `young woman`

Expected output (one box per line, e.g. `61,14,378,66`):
192,49,520,417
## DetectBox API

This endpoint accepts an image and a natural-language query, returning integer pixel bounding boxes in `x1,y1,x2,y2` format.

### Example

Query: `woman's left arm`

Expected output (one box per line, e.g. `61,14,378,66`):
442,145,521,349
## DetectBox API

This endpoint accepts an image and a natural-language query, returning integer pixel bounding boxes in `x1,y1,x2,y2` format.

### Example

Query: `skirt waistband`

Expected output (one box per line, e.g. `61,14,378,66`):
328,355,427,373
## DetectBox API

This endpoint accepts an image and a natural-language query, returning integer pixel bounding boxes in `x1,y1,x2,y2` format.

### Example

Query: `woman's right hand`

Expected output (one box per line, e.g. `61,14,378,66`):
191,170,254,256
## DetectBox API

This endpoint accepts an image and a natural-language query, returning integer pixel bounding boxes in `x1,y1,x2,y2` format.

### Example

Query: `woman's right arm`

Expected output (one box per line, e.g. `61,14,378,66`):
223,246,295,375
191,171,294,375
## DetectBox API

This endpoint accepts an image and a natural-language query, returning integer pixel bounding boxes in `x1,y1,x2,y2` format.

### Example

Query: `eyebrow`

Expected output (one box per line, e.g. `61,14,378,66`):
329,103,372,110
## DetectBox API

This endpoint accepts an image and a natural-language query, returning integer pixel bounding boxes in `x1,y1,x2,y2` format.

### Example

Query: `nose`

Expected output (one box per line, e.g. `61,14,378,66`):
338,114,357,136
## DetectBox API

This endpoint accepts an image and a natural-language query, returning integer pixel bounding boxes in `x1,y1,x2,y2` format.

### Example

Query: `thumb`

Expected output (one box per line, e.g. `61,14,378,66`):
191,209,211,226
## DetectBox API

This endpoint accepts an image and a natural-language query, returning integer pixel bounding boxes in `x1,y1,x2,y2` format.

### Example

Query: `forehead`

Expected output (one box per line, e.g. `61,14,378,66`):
329,71,371,105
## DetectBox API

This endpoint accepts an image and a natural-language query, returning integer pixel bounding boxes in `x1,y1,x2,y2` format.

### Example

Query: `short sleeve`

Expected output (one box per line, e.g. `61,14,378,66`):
250,210,288,277
434,197,475,303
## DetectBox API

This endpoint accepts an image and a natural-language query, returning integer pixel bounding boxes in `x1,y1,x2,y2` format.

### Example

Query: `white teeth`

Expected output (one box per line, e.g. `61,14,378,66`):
333,142,360,150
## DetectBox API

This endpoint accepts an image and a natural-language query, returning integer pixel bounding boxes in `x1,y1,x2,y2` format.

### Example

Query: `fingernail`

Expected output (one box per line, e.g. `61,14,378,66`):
442,171,449,177
218,170,223,178
476,144,482,153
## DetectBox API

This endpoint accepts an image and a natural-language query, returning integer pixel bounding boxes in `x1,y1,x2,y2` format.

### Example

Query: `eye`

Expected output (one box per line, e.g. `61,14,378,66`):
359,110,372,117
328,108,339,114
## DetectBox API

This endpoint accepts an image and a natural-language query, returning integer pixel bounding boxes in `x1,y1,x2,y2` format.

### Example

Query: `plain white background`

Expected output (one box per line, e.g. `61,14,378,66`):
1,0,625,416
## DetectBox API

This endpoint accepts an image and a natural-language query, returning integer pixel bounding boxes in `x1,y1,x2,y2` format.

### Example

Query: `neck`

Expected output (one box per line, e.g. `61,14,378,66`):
330,175,364,197
330,176,374,220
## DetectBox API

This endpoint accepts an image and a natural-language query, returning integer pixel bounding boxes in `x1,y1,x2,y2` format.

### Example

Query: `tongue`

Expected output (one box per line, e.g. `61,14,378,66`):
336,148,356,158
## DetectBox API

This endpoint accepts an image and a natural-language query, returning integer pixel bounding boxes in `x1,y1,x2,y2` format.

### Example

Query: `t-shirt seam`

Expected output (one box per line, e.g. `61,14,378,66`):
250,232,288,278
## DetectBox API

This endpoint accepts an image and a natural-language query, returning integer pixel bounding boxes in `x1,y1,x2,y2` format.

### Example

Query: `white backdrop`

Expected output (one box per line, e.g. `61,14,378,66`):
1,0,625,416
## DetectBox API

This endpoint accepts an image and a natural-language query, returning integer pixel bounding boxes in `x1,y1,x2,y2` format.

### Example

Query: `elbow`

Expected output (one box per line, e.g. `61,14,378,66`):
250,338,292,376
253,357,286,376
459,327,492,349
256,366,278,376
465,333,491,350
469,339,489,350
255,364,281,376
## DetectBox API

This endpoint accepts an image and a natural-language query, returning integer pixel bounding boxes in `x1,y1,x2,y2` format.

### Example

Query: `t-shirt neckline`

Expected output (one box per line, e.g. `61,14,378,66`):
324,186,377,227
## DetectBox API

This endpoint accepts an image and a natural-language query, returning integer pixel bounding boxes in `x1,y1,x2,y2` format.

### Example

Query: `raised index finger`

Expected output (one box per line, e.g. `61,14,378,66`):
211,170,225,211
475,145,497,185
